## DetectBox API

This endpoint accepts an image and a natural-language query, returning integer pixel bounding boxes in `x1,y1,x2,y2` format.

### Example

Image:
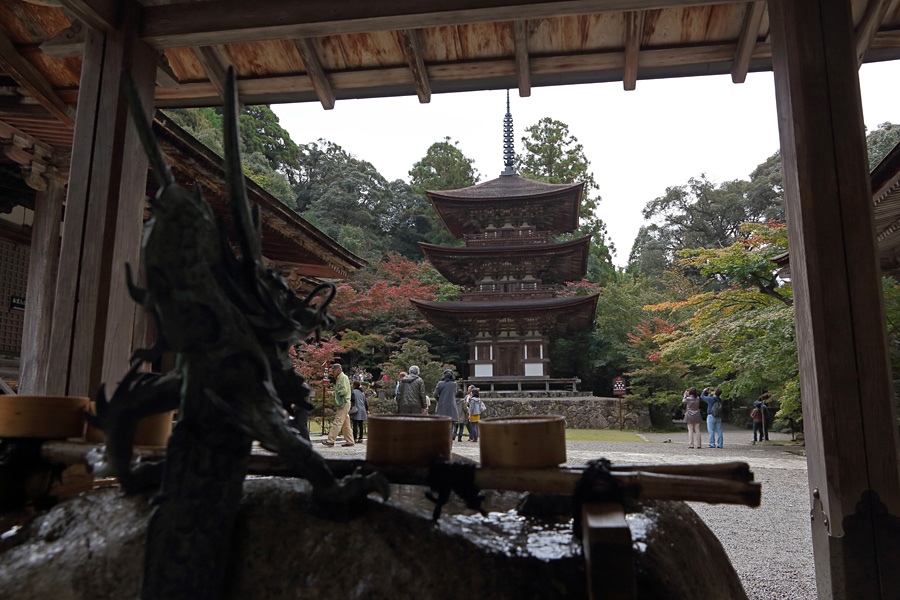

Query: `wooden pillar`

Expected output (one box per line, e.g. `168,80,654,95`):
18,176,63,395
768,1,900,598
45,2,157,398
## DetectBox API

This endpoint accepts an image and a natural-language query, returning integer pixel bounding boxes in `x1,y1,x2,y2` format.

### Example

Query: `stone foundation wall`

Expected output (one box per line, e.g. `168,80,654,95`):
368,396,651,430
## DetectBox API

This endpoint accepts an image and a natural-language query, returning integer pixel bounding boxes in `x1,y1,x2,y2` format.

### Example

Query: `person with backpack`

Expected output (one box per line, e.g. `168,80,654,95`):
700,387,724,448
467,388,485,442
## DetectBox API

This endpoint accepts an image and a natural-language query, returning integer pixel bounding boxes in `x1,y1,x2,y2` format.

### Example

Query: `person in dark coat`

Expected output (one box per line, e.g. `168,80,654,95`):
434,369,459,438
350,379,368,444
396,366,426,414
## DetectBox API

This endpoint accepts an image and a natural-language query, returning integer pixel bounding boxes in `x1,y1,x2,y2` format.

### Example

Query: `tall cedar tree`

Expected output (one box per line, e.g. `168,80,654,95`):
515,118,614,281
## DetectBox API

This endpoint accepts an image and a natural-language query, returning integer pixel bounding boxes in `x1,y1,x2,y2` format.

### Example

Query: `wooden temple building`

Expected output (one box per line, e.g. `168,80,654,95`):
0,1,898,597
412,98,598,390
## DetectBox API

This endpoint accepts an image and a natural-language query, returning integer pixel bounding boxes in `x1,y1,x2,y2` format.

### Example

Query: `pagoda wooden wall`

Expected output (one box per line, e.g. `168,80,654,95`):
469,336,549,378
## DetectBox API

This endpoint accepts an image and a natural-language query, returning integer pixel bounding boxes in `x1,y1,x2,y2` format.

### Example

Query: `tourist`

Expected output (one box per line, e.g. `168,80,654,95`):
701,387,724,448
393,371,407,410
463,385,475,440
468,388,485,442
682,388,702,449
752,398,769,443
350,379,368,444
396,366,427,414
322,363,354,447
453,389,468,442
434,369,459,436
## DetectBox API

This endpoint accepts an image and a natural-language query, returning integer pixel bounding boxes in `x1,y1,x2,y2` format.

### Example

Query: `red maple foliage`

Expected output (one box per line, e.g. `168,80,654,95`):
329,253,442,336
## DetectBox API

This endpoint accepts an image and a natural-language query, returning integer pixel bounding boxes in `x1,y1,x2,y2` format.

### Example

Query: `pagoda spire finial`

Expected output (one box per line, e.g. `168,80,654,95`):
501,89,516,176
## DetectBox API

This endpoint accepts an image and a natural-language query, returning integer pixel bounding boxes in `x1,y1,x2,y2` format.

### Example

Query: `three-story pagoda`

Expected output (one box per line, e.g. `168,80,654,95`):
411,96,599,388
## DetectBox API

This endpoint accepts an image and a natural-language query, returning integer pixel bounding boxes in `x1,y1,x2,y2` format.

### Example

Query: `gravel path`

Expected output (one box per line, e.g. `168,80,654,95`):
314,423,816,599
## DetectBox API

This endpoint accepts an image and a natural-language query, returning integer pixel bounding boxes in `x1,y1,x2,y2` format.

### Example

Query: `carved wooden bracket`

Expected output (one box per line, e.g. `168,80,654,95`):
1,131,52,190
21,160,48,191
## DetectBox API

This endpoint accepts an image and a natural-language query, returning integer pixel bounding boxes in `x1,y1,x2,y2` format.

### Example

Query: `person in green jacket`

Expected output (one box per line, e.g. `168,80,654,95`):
322,363,354,447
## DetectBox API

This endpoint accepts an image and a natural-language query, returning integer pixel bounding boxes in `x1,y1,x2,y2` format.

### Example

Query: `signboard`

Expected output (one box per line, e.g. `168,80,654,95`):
9,295,25,311
613,376,626,396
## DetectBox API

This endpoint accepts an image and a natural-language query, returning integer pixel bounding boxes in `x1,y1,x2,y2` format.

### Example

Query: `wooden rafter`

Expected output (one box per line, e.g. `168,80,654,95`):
193,45,233,100
623,11,644,91
731,1,766,83
58,0,119,34
139,0,727,48
399,29,431,103
513,20,530,97
855,0,894,66
0,26,74,128
39,23,85,58
294,37,335,110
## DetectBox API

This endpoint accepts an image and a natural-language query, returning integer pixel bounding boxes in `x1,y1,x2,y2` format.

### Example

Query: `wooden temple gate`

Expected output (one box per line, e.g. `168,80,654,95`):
0,1,898,597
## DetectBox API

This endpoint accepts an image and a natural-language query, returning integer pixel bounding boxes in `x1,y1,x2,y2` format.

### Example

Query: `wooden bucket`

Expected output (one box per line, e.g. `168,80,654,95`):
0,395,89,439
85,404,175,447
366,414,452,466
479,415,567,468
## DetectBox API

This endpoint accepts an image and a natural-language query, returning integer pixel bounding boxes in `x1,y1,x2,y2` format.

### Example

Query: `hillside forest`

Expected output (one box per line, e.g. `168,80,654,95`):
164,106,900,431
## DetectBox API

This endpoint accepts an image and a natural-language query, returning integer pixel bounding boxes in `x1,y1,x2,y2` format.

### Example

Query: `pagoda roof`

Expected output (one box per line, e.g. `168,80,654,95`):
410,294,598,337
426,174,583,238
418,236,591,285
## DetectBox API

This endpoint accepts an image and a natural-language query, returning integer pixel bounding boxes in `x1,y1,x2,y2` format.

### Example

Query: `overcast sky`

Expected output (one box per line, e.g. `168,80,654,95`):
273,60,900,268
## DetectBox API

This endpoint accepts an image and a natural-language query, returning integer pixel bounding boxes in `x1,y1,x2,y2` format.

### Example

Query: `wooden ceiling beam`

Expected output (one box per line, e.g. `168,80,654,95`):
513,20,531,97
140,0,730,49
41,26,182,88
193,46,233,100
0,27,74,128
58,0,119,34
623,11,644,91
0,100,53,119
156,54,181,88
53,39,780,107
399,29,431,103
855,0,894,67
731,1,766,83
294,38,335,110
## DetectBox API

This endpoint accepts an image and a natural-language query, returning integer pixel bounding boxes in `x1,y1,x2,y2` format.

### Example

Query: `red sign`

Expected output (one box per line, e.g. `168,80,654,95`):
613,377,626,396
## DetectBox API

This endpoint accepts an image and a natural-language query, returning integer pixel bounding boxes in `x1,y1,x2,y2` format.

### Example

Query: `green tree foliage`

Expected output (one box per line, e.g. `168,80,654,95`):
554,278,665,395
867,122,900,168
629,174,785,280
238,106,304,184
516,118,614,281
409,137,480,192
378,339,455,392
622,123,900,430
336,330,386,371
643,222,800,425
407,137,480,248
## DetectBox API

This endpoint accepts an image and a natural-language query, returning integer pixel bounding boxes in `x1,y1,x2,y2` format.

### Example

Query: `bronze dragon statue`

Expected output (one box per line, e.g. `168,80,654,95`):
87,69,388,600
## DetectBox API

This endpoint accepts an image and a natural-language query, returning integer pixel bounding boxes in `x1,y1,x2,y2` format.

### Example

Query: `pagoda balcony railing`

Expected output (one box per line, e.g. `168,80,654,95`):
464,231,550,246
460,288,557,302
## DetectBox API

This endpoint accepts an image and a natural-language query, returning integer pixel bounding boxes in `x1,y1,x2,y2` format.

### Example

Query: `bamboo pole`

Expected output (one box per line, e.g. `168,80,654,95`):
39,441,761,507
